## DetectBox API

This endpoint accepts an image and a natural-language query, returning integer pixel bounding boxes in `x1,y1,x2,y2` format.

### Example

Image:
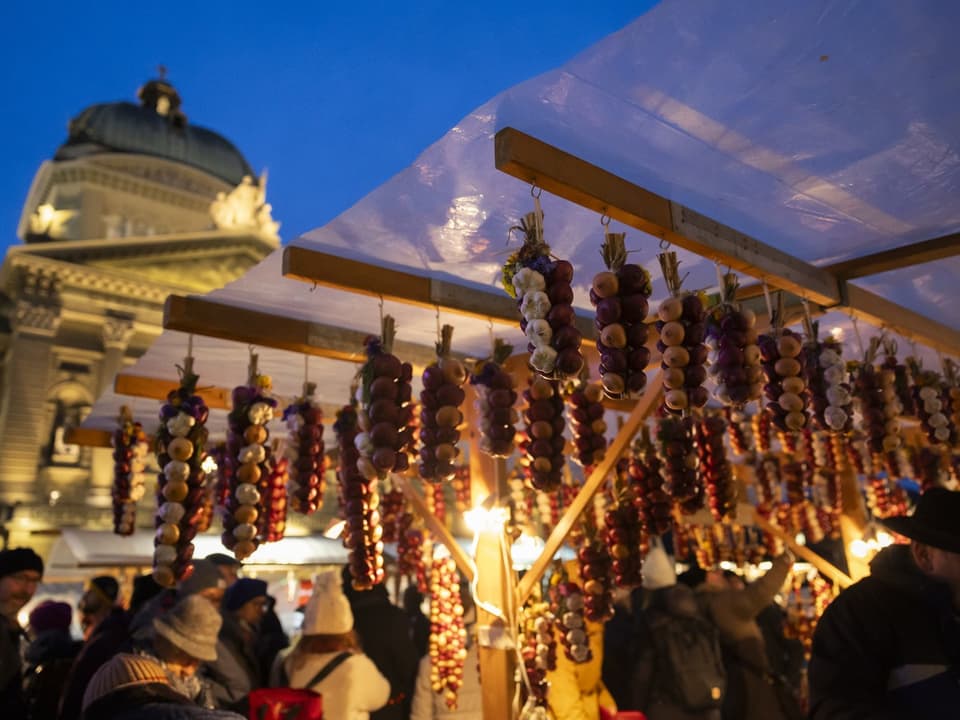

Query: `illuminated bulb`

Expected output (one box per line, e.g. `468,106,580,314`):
850,539,870,558
876,530,894,548
794,533,807,546
830,326,845,341
201,455,218,474
464,506,510,534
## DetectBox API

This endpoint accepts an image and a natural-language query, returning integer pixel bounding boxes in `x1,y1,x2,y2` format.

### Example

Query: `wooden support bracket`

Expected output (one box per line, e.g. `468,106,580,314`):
753,515,853,589
517,373,663,605
393,473,475,583
282,246,597,343
163,295,466,370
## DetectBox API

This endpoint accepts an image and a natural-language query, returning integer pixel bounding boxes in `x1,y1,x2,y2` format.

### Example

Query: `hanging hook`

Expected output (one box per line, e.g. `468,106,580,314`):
309,280,318,293
435,306,442,343
378,294,384,327
530,184,542,199
600,213,611,228
659,237,671,250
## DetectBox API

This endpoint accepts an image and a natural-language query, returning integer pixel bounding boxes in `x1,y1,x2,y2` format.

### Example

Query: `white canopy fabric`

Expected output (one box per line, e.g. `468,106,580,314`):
84,0,960,435
47,528,350,568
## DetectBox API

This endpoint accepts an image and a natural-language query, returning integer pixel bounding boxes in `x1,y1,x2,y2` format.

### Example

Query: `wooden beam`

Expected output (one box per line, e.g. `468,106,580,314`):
164,294,462,369
64,427,114,448
115,373,231,409
753,515,853,589
113,373,343,419
517,373,663,604
496,128,960,356
495,127,840,306
826,232,960,280
844,285,960,358
837,466,871,582
393,473,475,583
282,245,597,343
475,527,517,720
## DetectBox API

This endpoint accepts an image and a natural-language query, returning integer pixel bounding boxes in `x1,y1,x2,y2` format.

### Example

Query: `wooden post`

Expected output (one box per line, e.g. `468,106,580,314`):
394,473,474,583
474,461,518,720
517,373,663,605
837,466,871,581
753,515,854,589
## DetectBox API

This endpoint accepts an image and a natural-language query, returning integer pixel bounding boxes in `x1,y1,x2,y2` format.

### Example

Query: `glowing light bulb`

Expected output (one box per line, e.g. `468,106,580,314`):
850,539,870,558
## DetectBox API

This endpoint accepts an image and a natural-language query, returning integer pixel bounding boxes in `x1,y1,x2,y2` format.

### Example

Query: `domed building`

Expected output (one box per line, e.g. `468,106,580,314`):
0,76,279,551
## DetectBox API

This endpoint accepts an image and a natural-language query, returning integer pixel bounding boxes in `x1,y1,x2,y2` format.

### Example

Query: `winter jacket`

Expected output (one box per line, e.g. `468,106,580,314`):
275,648,390,720
0,613,26,718
345,582,420,720
24,629,82,720
601,589,646,712
410,637,481,720
546,616,617,720
80,683,245,720
203,614,260,710
58,607,132,720
695,554,798,720
632,584,722,720
808,544,960,719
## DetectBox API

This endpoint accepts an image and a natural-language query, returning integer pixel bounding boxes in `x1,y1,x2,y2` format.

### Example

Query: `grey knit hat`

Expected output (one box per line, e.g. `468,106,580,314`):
153,595,221,662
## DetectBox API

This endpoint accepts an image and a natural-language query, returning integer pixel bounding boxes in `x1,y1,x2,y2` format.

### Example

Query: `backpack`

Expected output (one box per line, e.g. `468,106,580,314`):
248,651,351,720
649,613,726,711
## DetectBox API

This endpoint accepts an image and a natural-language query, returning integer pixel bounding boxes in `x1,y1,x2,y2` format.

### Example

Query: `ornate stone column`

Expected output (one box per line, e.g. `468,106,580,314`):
0,269,62,504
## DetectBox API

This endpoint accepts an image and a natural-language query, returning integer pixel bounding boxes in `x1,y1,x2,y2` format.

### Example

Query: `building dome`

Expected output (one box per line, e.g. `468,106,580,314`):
55,77,255,186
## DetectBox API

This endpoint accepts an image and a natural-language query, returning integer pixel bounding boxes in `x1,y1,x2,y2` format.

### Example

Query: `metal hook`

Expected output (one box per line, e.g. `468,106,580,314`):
659,237,671,250
435,306,442,343
600,213,611,228
309,281,318,293
530,184,542,199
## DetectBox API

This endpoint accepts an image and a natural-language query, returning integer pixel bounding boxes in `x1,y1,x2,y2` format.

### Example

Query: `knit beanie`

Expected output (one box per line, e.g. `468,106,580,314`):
82,654,169,711
205,552,241,569
90,575,120,603
153,595,222,662
177,559,224,596
224,578,268,612
0,547,43,579
29,600,72,633
303,570,353,635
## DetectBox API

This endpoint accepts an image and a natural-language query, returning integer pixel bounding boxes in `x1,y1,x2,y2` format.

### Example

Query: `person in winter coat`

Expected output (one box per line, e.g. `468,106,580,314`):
342,565,419,719
409,583,481,720
58,593,131,720
0,547,44,718
80,653,245,720
130,559,227,646
633,583,724,720
403,585,431,658
204,578,267,710
680,551,798,720
254,595,289,685
808,487,960,719
546,561,618,720
78,575,120,640
273,570,390,720
146,595,223,707
24,600,82,720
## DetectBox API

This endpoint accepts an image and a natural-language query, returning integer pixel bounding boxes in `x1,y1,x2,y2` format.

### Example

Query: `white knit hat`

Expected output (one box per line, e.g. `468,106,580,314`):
642,537,678,590
302,570,353,635
82,653,169,711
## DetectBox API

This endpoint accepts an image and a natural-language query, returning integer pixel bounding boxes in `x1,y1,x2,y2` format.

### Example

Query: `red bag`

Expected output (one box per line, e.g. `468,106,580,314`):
248,687,323,720
248,651,351,720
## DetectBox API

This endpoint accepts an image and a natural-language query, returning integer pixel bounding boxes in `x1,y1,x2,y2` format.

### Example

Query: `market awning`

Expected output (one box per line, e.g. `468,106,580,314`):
47,528,350,569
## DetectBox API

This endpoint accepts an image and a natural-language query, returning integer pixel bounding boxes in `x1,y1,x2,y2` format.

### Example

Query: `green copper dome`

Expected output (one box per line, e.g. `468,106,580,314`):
55,78,254,187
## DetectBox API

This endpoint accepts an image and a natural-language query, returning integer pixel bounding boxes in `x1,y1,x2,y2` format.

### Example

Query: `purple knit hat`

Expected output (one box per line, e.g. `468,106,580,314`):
29,600,72,633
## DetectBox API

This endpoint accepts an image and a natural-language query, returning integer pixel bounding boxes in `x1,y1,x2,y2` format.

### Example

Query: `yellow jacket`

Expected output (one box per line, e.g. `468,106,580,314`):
545,615,617,720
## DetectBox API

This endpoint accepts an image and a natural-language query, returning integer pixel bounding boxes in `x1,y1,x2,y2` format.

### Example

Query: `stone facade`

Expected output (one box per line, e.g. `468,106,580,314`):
1,89,279,554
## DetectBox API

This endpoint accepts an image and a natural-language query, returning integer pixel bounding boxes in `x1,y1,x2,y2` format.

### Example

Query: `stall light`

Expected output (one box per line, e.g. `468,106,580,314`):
849,538,871,559
48,490,61,506
201,455,218,475
876,530,895,548
794,532,807,546
464,506,510,534
830,326,845,341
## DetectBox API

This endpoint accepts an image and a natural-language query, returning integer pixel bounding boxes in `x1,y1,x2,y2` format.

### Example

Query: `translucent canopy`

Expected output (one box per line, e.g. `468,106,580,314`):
85,0,960,434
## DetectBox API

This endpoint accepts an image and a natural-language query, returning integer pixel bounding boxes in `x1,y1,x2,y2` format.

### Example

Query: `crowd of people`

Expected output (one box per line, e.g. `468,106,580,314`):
1,488,958,720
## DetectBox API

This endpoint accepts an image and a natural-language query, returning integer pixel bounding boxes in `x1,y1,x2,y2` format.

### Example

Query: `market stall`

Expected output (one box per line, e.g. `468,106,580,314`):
70,0,960,717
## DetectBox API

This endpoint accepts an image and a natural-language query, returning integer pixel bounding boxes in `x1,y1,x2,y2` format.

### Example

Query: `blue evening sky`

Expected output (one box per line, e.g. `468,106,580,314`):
0,2,656,248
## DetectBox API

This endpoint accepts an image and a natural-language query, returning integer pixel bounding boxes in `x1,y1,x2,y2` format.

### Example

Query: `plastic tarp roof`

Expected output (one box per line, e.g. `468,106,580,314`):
47,528,349,568
84,0,960,435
